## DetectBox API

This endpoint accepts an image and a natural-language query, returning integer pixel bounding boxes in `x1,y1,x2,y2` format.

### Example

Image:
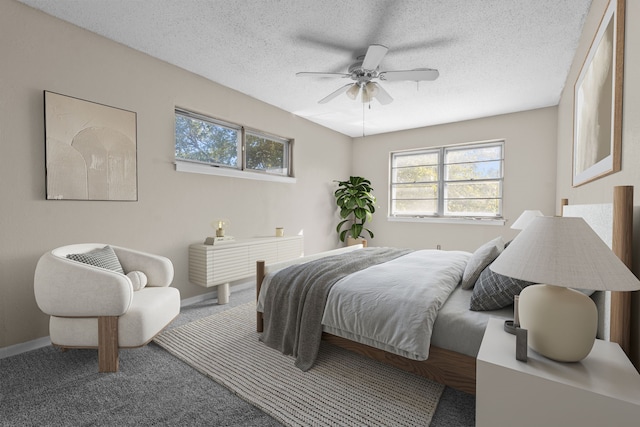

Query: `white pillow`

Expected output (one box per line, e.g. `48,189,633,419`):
126,271,148,291
461,236,504,290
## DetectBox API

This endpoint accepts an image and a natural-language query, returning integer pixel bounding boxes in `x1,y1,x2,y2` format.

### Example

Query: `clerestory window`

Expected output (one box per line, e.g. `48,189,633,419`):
174,109,292,181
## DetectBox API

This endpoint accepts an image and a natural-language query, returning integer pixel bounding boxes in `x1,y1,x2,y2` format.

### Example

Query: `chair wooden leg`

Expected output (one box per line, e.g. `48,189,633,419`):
98,316,119,372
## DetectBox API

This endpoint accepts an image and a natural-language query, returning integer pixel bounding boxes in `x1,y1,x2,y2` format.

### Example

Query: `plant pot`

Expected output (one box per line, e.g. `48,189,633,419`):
346,237,368,247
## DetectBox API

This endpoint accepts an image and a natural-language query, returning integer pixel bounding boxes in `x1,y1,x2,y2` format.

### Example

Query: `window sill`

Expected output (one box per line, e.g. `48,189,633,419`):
175,161,296,184
388,216,505,226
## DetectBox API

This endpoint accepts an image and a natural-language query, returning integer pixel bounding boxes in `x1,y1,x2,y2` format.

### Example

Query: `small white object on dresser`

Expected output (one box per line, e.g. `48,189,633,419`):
189,235,303,304
476,318,640,427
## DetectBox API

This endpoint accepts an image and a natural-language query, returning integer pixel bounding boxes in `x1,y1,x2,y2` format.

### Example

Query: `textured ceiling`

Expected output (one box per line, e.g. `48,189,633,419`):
18,0,593,137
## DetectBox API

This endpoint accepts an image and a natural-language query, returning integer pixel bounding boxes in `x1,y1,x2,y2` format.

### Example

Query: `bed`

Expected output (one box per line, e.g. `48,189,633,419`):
256,185,634,395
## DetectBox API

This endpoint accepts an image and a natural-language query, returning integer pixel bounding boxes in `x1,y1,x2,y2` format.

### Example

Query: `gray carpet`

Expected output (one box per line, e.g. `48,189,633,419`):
0,286,475,426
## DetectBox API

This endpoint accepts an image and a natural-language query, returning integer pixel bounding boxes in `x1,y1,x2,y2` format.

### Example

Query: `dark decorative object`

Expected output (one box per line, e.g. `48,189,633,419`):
516,328,528,362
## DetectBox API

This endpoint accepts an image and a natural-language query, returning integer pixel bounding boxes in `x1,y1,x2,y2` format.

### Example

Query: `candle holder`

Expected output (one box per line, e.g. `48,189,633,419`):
211,218,230,238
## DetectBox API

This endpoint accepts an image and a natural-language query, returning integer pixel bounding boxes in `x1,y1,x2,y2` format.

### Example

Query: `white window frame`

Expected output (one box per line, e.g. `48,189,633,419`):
174,108,295,183
389,140,505,225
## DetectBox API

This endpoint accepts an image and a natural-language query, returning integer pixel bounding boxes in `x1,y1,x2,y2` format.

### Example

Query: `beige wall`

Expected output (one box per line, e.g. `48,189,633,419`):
556,0,640,366
351,107,558,252
0,1,352,348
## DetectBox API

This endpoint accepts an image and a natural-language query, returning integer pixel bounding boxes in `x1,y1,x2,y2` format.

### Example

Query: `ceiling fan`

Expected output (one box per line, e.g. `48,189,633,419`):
296,44,439,105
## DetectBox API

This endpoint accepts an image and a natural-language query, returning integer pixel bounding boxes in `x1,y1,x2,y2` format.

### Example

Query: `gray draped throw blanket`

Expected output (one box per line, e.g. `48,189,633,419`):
260,247,412,371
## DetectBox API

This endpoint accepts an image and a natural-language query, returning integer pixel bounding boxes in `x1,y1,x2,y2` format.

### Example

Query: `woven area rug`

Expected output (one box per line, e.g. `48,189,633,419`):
154,302,445,427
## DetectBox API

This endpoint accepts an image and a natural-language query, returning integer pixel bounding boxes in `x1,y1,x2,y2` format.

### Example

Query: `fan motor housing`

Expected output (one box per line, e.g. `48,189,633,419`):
348,61,378,82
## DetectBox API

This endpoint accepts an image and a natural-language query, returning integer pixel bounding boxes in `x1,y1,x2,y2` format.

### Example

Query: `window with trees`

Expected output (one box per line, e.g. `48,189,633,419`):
390,141,504,219
175,109,291,177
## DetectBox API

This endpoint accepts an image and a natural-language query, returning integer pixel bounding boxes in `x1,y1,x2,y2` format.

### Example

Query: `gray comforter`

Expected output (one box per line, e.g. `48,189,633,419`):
322,250,472,360
259,247,411,371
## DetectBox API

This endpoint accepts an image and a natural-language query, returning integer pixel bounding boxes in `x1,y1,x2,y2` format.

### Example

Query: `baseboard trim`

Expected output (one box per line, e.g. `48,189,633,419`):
180,290,217,307
1,280,255,359
180,280,253,306
0,336,51,360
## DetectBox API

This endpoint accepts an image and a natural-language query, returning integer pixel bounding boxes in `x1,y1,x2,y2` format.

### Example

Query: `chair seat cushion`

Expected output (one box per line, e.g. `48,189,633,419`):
49,287,180,348
119,287,180,346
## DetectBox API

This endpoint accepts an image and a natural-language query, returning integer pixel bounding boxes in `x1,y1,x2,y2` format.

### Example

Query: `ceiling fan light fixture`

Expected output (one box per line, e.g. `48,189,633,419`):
346,84,360,100
363,82,379,102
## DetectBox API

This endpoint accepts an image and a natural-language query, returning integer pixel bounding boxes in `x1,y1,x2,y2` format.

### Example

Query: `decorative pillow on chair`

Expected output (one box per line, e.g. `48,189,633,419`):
460,237,504,290
470,265,534,311
66,245,124,274
126,271,148,291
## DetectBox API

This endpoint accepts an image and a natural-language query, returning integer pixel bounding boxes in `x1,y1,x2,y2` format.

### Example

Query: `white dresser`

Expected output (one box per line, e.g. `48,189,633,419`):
476,317,640,427
189,235,303,303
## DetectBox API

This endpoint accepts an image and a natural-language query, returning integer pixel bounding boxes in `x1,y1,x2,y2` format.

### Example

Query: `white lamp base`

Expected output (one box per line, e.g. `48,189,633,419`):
518,284,598,362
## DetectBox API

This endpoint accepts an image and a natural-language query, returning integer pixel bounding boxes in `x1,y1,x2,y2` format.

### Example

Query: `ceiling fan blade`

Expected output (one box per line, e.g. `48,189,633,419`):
296,72,351,78
379,68,440,82
371,83,393,105
318,84,354,104
361,44,388,70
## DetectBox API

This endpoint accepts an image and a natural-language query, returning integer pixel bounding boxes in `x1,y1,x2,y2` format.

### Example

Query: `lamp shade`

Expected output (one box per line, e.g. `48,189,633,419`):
491,216,640,291
510,210,543,230
346,84,360,100
362,82,379,103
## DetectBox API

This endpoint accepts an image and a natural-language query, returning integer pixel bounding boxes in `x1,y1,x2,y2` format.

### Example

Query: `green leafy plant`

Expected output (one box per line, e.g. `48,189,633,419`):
334,176,376,242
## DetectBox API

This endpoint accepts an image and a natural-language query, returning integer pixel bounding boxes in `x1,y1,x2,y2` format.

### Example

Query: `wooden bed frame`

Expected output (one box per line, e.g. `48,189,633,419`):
256,185,634,395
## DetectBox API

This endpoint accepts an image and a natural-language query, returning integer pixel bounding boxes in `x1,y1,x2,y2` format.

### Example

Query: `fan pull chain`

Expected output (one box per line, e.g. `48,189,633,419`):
362,102,365,137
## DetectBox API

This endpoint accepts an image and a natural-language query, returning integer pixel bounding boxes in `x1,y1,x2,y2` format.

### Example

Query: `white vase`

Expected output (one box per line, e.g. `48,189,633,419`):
518,284,597,362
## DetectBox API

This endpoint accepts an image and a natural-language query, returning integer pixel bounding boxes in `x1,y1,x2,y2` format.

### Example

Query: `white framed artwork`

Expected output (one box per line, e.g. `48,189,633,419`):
44,91,137,201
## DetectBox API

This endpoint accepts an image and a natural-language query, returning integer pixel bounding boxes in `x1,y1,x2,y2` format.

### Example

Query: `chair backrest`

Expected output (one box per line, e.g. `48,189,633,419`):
35,245,133,318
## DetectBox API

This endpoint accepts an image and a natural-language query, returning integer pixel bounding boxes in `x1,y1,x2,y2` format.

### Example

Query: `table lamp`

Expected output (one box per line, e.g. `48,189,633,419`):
490,216,640,362
510,210,543,230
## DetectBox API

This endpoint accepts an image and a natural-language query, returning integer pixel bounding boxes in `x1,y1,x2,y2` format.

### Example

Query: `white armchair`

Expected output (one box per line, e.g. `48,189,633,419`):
34,243,180,372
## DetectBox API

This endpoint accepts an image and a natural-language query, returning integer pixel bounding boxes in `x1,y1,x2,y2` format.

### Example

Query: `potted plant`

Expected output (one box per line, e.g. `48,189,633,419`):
334,176,376,245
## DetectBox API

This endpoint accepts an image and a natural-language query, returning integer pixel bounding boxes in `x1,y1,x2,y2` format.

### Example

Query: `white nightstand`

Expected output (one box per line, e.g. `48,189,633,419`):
477,317,640,427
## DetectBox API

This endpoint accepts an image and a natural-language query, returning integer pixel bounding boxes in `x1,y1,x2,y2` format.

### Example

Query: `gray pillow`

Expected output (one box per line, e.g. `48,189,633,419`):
67,245,124,274
470,266,534,311
460,237,504,290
